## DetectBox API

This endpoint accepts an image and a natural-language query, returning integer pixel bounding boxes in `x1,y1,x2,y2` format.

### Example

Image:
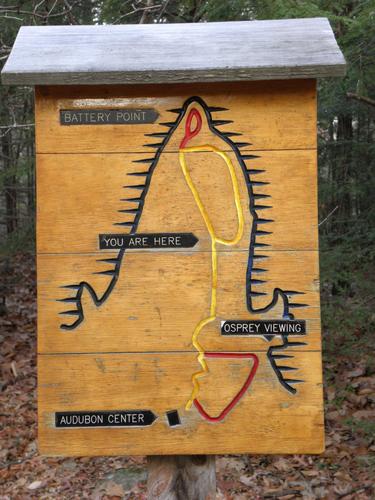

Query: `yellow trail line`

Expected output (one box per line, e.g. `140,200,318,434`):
179,145,244,410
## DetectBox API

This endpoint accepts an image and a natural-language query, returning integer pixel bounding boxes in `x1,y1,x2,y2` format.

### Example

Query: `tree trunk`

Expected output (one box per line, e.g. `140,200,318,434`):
335,113,353,224
27,140,35,218
2,132,17,234
147,455,216,500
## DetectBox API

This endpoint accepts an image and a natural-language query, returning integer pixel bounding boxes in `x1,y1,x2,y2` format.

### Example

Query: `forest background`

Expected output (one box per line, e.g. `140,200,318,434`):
0,1,374,498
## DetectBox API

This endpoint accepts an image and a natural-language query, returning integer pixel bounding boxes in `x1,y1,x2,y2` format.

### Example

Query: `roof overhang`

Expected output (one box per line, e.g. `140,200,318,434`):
1,18,346,86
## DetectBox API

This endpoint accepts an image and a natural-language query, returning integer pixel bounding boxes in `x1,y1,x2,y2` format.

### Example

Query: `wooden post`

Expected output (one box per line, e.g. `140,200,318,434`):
147,455,216,500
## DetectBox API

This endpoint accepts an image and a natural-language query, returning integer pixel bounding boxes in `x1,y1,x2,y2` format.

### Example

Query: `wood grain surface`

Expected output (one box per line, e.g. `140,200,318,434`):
37,250,320,353
38,351,324,455
36,149,317,254
35,80,317,153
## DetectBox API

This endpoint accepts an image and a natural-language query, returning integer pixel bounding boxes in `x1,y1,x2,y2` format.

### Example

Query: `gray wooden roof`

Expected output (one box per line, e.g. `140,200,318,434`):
2,18,346,86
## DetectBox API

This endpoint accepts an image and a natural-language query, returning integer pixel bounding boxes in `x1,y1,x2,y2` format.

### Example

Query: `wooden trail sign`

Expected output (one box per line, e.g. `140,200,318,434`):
2,19,346,456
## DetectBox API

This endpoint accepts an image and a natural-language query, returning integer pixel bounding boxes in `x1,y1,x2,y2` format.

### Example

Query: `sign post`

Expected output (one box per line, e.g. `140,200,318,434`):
2,18,345,496
147,455,216,499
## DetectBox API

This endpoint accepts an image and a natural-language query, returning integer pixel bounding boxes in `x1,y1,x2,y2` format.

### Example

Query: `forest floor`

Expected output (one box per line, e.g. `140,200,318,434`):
0,254,374,499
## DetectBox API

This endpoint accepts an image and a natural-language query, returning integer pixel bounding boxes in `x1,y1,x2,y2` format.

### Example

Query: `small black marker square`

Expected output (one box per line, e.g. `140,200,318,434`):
166,410,181,427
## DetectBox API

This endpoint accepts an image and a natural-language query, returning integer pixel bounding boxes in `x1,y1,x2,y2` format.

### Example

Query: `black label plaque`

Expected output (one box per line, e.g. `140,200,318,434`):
60,108,159,125
221,320,306,336
99,233,199,250
55,410,157,428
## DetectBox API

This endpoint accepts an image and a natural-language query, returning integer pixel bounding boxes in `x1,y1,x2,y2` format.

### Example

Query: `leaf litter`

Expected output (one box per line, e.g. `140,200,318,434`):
0,254,374,499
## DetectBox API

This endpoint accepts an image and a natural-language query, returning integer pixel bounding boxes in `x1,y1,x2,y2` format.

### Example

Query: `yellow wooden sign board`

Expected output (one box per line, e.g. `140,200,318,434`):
36,80,324,455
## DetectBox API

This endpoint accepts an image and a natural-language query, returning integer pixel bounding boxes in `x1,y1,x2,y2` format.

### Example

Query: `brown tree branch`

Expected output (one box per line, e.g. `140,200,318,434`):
140,0,155,24
346,92,375,108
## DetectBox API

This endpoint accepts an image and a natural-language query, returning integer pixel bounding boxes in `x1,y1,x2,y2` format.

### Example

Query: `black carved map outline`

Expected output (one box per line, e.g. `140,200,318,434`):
58,96,308,394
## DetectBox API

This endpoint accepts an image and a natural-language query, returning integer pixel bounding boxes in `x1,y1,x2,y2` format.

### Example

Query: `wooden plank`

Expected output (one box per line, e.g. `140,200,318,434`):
35,80,317,153
37,250,320,353
2,19,345,86
36,149,318,254
38,351,324,455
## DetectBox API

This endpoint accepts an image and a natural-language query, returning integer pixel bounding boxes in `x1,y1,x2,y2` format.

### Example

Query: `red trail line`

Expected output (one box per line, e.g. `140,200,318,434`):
193,352,259,422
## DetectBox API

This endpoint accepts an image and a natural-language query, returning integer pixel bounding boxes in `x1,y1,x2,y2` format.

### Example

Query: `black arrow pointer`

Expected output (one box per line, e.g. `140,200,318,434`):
55,410,158,428
99,233,199,250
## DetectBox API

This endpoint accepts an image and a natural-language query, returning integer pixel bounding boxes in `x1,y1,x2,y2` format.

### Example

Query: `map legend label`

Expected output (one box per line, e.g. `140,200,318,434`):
60,109,159,125
99,233,199,250
55,410,157,428
221,320,306,336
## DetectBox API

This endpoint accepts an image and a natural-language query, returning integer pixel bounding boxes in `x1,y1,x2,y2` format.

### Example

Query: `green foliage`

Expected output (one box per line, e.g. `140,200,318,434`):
0,221,35,254
98,0,253,23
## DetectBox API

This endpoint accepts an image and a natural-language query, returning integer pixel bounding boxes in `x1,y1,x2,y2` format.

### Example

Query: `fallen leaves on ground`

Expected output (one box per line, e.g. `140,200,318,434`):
0,254,374,499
